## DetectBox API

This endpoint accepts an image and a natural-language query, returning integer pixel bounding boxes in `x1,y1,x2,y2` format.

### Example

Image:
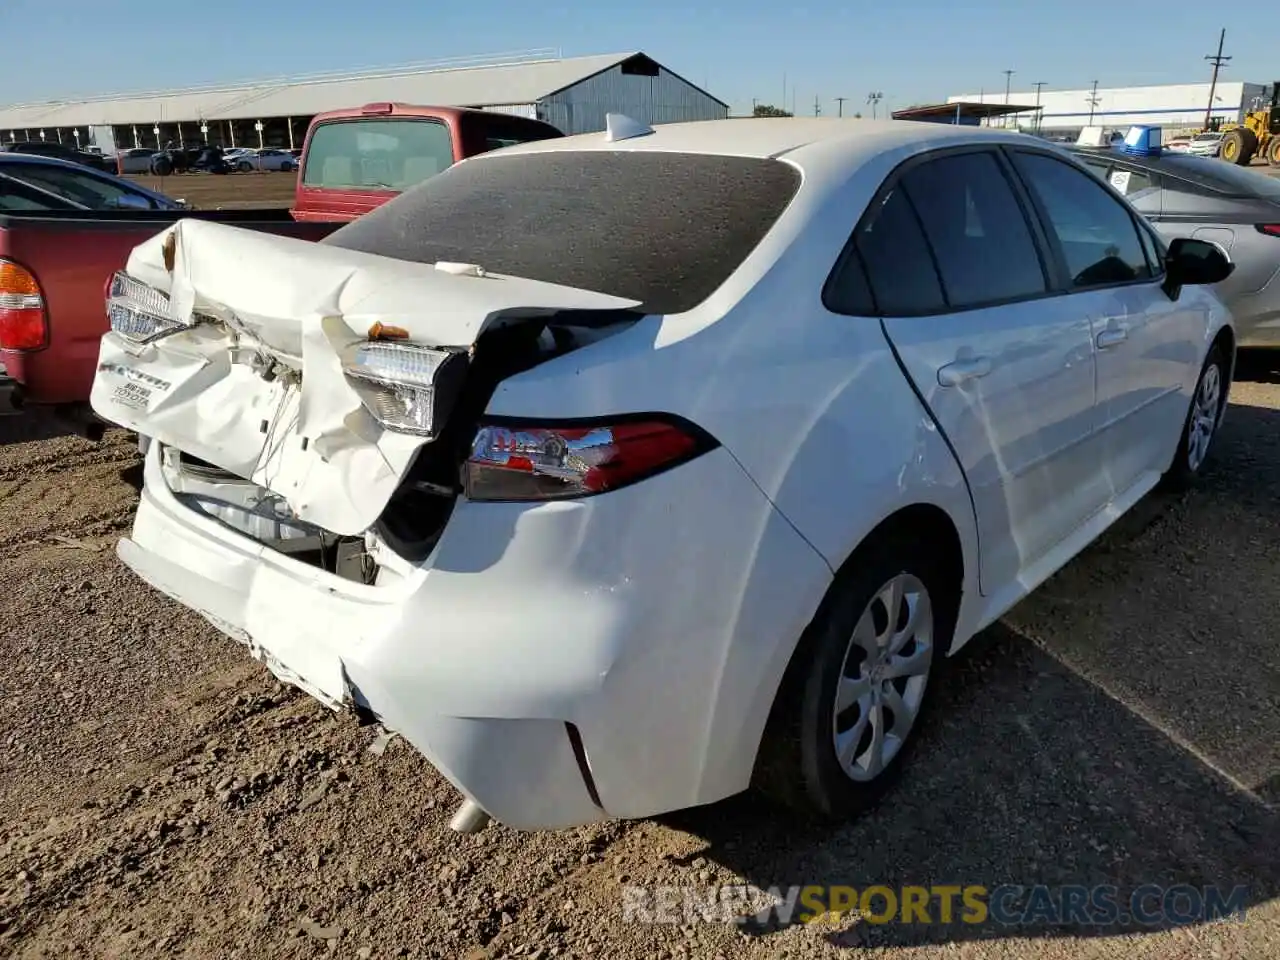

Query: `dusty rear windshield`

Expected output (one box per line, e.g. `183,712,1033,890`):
322,151,803,315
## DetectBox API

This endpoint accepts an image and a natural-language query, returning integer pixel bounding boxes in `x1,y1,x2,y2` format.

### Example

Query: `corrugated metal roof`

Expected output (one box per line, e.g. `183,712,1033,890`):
0,52,637,130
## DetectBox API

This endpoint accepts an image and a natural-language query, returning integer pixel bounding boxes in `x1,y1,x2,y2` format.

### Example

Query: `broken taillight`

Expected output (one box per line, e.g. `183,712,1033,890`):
0,258,47,351
464,416,717,502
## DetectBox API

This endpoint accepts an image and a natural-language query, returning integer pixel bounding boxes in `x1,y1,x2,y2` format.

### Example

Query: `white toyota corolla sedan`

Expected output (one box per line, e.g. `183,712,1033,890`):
90,117,1235,832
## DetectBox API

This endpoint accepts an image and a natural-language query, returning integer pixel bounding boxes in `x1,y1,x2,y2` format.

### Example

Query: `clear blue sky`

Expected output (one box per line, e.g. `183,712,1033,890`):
0,0,1269,117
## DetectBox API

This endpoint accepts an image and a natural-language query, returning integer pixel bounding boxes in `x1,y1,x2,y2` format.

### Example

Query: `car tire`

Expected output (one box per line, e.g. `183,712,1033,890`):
1268,137,1280,167
152,157,173,177
753,528,956,820
238,161,252,172
1161,341,1230,492
1221,128,1256,166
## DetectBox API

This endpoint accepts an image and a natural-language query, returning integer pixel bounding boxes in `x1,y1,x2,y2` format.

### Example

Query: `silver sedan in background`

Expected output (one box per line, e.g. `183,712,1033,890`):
1069,144,1280,347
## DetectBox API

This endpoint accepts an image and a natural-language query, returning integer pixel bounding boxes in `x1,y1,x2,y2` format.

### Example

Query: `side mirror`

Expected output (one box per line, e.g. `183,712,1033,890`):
1163,236,1234,298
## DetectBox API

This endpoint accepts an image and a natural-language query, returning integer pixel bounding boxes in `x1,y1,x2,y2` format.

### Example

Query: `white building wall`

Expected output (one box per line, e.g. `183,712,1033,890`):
949,82,1254,131
537,64,728,135
479,103,539,120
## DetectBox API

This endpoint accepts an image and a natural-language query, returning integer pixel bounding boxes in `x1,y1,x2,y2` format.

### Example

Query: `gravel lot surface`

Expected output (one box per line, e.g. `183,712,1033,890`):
1,356,1277,958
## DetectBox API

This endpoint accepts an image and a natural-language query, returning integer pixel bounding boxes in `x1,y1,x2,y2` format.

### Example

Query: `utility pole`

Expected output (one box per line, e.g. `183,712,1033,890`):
813,95,821,117
1003,69,1015,104
1087,80,1100,124
1033,81,1047,132
867,91,883,120
1204,28,1230,130
836,96,847,117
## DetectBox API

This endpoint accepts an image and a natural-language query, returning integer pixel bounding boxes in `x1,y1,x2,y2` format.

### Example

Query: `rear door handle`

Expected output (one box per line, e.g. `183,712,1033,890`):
1096,328,1128,349
937,356,993,387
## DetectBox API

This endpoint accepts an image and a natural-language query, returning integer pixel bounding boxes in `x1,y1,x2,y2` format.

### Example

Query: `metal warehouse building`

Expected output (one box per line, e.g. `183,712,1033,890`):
0,51,728,154
947,80,1271,135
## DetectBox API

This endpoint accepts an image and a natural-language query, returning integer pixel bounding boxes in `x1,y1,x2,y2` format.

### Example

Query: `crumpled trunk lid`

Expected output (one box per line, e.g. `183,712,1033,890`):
90,218,640,536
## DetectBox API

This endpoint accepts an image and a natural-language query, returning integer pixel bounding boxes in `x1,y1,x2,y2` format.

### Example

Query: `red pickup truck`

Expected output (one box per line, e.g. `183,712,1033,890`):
1,105,563,428
0,208,338,433
291,103,563,222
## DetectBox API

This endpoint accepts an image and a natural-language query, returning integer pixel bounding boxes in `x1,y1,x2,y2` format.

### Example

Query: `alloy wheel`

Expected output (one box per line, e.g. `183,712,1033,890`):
1187,360,1222,472
832,572,934,782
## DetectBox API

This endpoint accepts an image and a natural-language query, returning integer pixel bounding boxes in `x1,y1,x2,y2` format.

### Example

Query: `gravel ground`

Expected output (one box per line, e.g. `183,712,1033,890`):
1,359,1277,959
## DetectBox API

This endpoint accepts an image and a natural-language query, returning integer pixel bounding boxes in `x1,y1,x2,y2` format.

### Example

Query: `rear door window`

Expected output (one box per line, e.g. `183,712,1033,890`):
302,119,455,191
901,152,1048,308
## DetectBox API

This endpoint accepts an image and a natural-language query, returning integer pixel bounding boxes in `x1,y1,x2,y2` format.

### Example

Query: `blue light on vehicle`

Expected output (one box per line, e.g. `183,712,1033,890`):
1118,125,1162,157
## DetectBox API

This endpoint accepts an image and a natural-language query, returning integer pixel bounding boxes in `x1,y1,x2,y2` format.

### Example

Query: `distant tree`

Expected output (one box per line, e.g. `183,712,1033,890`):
854,112,863,119
753,103,793,118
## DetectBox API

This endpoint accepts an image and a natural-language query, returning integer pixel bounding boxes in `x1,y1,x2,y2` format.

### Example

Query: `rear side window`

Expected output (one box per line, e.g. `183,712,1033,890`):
833,186,945,315
1014,152,1153,288
1,163,155,210
901,152,1048,308
0,173,80,211
324,151,801,316
302,119,455,191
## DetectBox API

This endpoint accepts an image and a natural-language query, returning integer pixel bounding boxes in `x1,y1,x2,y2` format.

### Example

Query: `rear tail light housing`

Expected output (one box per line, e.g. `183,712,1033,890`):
341,340,466,438
106,271,193,344
1257,224,1280,238
0,258,47,350
465,415,718,502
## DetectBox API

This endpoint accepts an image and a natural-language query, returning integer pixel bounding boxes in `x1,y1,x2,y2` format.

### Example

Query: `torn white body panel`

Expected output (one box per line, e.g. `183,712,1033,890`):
90,218,640,536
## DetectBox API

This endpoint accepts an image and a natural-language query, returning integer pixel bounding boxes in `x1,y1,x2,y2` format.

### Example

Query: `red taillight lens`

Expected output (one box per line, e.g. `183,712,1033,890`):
0,259,47,350
1258,224,1280,238
465,416,716,502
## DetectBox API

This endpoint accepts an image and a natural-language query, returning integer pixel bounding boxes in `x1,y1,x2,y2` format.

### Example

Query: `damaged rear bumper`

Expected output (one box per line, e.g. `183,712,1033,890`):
118,436,832,830
121,443,603,830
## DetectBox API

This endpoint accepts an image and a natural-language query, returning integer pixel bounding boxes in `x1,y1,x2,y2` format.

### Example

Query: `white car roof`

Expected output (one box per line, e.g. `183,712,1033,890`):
494,117,1030,163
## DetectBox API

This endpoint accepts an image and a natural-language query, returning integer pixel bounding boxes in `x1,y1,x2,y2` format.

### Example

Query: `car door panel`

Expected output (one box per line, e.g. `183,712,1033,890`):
883,302,1102,593
845,148,1107,594
1011,148,1198,498
1090,283,1205,494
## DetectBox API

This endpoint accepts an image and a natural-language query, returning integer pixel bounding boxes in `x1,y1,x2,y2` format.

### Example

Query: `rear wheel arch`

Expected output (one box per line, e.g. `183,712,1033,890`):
754,501,967,752
832,503,965,652
749,501,966,815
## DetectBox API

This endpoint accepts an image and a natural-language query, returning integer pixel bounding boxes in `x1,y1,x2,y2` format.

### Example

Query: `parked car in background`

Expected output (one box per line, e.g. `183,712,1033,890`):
233,148,298,172
0,139,113,172
115,147,159,174
1187,131,1225,157
1070,140,1280,346
0,155,341,421
90,118,1234,832
0,154,184,211
292,103,563,222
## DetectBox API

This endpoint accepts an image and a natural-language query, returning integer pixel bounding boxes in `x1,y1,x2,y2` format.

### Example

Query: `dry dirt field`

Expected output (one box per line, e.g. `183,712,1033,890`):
1,359,1278,959
2,170,1280,958
126,171,298,210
